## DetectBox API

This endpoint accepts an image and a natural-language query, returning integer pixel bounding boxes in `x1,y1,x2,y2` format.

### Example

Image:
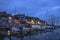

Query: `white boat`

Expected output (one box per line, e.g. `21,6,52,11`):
31,25,46,30
46,26,54,29
11,27,20,33
23,27,31,32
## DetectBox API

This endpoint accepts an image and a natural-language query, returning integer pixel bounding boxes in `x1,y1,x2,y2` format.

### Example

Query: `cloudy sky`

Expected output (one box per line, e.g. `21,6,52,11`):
0,0,60,21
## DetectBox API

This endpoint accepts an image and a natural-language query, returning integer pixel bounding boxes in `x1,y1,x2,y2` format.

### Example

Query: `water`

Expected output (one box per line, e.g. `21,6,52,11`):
0,28,60,40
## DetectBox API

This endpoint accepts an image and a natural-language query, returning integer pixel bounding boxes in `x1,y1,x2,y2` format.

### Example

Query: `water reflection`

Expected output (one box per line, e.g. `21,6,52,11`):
0,35,5,40
0,28,60,40
0,30,40,40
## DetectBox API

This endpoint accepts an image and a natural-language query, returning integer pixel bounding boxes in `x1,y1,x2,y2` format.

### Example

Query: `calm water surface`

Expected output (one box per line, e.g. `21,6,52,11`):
0,28,60,40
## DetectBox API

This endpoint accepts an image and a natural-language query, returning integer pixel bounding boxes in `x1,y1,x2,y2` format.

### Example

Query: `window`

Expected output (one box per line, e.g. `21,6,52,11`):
9,17,12,19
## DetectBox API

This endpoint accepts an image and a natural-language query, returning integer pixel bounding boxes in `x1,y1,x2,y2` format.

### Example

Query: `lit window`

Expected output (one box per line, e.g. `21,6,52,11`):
9,17,12,19
31,20,34,24
38,21,41,24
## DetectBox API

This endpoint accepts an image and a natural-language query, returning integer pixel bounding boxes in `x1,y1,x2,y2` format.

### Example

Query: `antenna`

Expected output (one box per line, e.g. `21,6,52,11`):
46,8,47,23
14,6,16,15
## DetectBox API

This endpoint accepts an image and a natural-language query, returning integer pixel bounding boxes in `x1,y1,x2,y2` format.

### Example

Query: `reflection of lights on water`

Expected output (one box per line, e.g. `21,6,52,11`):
8,30,10,35
25,32,27,34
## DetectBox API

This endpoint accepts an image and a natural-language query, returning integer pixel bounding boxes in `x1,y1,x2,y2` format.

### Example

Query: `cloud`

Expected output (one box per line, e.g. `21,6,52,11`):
0,0,60,18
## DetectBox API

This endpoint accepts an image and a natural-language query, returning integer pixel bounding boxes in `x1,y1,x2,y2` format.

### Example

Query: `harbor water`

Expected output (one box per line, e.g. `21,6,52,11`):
0,27,60,40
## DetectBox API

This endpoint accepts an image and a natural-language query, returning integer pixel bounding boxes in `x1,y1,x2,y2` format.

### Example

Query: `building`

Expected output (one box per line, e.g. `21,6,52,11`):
0,12,13,27
0,11,47,27
25,16,47,25
13,14,26,23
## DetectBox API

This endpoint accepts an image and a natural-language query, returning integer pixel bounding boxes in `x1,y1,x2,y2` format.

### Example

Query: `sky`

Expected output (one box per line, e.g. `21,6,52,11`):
0,0,60,22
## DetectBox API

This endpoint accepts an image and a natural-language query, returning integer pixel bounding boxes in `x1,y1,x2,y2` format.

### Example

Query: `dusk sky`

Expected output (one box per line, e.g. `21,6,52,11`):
0,0,60,20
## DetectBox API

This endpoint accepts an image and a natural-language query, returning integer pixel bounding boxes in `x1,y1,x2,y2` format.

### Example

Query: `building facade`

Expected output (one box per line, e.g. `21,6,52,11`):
0,11,47,27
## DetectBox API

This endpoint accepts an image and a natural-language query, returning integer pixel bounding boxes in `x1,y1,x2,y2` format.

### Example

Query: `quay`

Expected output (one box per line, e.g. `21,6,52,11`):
0,25,60,39
0,26,11,31
0,26,11,36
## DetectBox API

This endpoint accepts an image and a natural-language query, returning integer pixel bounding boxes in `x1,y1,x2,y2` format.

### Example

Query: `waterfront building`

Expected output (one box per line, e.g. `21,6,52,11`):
0,12,8,26
0,12,12,21
0,11,47,27
0,12,12,27
25,16,47,25
0,12,8,21
14,14,25,22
